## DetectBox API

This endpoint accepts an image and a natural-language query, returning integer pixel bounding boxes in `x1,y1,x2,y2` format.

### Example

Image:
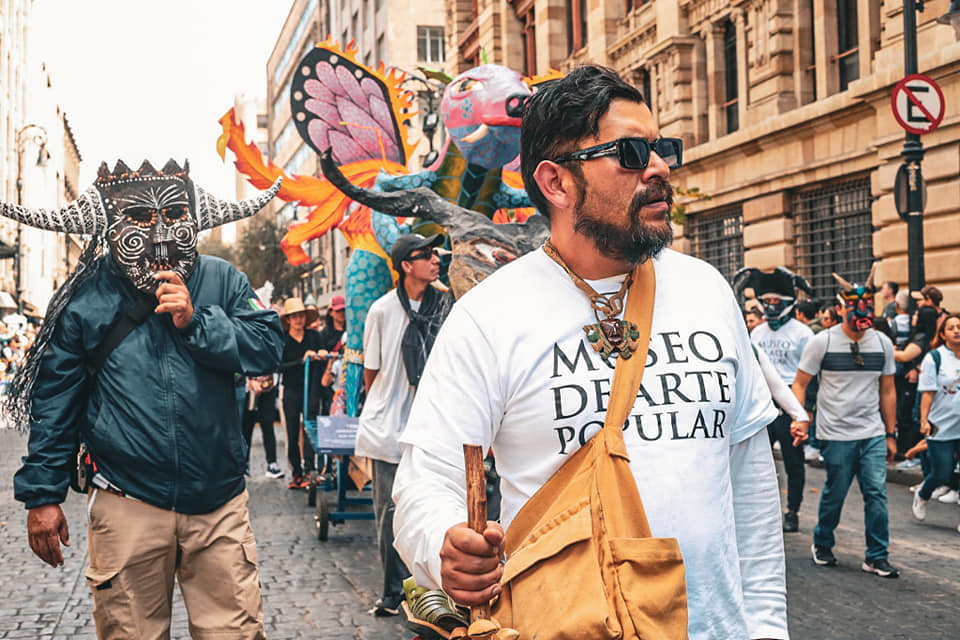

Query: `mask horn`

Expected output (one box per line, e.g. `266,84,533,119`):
832,272,855,292
0,187,107,235
194,178,282,230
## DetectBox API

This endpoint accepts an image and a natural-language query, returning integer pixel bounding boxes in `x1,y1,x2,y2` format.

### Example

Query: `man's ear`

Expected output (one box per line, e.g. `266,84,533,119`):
533,160,578,213
400,260,413,277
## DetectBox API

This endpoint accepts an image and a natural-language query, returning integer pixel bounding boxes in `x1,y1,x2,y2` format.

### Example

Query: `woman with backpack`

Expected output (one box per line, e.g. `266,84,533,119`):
911,313,960,532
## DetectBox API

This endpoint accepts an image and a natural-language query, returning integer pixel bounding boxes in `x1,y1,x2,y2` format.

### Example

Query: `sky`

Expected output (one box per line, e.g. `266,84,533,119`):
31,0,293,198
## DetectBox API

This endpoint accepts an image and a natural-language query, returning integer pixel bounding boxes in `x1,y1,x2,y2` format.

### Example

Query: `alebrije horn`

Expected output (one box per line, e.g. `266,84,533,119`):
0,187,108,235
832,272,855,291
194,177,282,230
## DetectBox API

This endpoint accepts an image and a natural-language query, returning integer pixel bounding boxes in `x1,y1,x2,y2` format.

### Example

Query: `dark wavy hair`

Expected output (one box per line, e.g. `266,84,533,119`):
520,65,645,218
933,313,960,348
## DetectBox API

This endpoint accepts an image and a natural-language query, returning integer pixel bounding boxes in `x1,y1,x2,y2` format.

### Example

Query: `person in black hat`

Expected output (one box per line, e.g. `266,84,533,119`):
356,232,453,616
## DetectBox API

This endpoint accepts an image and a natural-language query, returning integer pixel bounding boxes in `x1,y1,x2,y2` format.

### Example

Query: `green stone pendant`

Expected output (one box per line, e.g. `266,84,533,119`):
583,319,640,360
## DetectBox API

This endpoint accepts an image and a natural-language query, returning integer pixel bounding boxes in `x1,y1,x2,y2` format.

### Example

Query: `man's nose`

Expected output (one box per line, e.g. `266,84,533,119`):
152,221,174,243
642,149,671,182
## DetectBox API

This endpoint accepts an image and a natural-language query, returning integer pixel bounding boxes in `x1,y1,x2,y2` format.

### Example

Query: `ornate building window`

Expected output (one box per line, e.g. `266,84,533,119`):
512,0,536,76
567,0,588,54
418,26,445,64
723,19,738,134
689,207,744,284
836,0,859,91
793,177,874,301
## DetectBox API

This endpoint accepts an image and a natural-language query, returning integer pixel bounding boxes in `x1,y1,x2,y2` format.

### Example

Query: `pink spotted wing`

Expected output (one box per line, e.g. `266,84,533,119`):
290,45,408,168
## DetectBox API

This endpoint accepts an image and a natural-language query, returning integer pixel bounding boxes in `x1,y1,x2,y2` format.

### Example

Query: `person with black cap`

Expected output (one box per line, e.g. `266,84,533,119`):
356,232,453,616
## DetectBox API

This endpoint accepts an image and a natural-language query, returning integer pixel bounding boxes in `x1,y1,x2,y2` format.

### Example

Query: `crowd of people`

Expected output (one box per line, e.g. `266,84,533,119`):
7,63,960,640
0,324,35,389
744,276,960,573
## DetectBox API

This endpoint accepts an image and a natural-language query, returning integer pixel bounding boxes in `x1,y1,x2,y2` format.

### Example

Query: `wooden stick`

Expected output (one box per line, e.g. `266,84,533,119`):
463,444,491,621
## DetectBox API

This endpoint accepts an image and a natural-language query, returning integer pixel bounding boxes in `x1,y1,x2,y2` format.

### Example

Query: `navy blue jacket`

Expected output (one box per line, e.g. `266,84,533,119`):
13,256,284,514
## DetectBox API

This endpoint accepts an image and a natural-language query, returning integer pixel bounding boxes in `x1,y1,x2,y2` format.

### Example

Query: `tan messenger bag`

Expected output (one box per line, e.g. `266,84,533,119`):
491,259,689,640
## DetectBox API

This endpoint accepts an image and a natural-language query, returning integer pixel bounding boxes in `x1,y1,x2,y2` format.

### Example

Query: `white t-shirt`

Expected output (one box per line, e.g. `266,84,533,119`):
917,346,960,441
355,291,420,463
394,248,785,640
797,325,895,441
751,318,813,387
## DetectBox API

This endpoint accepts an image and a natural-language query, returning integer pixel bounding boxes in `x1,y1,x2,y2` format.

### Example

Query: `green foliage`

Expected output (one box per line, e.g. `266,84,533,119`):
670,186,712,226
233,214,309,298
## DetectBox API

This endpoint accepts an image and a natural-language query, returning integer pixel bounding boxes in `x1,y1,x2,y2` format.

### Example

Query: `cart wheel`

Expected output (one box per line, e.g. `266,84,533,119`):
307,479,317,507
315,499,329,541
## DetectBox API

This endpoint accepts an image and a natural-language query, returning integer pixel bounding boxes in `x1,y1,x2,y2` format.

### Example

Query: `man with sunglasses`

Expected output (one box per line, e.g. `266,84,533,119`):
356,232,450,616
791,272,899,578
393,65,787,640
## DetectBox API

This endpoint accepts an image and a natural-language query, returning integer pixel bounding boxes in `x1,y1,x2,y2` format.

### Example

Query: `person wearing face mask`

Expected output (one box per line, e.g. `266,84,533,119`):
792,267,899,578
734,267,815,533
7,160,284,639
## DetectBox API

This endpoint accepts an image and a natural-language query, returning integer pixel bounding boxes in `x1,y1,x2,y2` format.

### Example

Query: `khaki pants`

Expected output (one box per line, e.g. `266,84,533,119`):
85,489,265,640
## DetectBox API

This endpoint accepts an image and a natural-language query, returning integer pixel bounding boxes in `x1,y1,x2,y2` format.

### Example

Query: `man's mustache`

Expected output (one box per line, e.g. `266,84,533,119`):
629,179,673,215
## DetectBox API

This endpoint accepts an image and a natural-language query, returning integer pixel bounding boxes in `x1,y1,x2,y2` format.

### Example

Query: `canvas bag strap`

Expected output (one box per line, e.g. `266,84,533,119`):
601,259,656,456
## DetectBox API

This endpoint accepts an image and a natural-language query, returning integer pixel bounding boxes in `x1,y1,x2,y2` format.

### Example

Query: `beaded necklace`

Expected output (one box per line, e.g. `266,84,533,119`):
543,240,640,360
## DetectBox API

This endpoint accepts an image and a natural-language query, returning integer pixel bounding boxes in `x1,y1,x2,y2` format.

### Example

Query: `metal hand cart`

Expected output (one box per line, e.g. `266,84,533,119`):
302,358,374,540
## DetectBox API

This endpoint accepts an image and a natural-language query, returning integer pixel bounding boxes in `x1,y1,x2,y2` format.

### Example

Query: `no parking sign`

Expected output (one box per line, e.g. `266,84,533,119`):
891,74,945,135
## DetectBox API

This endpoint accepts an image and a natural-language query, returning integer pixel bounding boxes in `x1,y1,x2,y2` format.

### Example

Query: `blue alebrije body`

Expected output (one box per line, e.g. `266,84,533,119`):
344,248,393,417
448,125,522,170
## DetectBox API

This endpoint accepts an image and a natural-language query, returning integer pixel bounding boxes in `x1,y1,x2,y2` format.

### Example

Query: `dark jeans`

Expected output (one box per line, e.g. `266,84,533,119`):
894,374,920,456
768,412,804,512
372,460,411,602
918,439,960,500
814,436,890,562
241,388,278,465
282,389,316,477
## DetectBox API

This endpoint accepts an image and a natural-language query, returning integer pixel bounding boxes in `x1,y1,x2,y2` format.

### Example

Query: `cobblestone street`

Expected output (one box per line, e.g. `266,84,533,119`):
2,425,959,639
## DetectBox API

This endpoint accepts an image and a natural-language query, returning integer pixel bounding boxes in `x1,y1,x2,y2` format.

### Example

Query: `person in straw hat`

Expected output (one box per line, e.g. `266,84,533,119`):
277,296,326,489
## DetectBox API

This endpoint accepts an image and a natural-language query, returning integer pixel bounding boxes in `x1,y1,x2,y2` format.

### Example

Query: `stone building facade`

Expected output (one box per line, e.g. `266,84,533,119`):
0,1,83,317
445,0,960,308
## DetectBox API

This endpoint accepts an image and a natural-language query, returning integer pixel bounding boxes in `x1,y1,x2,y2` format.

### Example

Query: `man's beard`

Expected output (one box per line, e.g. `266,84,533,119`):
573,175,674,264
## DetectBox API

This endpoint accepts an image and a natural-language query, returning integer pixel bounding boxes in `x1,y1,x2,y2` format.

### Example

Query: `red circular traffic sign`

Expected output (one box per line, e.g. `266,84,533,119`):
891,74,945,135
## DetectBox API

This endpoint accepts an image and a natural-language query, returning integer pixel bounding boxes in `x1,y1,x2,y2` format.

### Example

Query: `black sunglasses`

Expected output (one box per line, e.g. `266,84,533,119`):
553,137,683,170
849,342,865,368
406,248,439,261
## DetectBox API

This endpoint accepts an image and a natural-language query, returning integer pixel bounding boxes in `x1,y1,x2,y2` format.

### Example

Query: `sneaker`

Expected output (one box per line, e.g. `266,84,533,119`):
862,558,900,578
298,475,311,489
912,493,928,521
373,595,402,617
288,475,303,490
939,489,960,504
782,511,799,533
265,462,284,479
804,445,820,462
896,458,922,470
909,483,922,493
930,485,951,500
811,544,838,566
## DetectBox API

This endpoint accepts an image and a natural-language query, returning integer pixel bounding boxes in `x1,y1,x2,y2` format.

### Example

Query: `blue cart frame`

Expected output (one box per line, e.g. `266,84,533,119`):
302,358,374,540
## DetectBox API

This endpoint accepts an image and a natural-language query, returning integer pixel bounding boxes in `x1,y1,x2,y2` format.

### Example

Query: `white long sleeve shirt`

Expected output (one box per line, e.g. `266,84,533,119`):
393,249,788,640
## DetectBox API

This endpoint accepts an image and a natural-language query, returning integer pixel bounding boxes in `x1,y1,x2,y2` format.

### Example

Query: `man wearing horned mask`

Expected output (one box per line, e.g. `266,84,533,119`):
8,160,284,639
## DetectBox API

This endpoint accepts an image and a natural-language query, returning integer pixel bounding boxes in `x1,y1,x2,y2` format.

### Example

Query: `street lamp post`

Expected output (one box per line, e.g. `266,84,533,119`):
14,124,48,315
900,1,960,293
